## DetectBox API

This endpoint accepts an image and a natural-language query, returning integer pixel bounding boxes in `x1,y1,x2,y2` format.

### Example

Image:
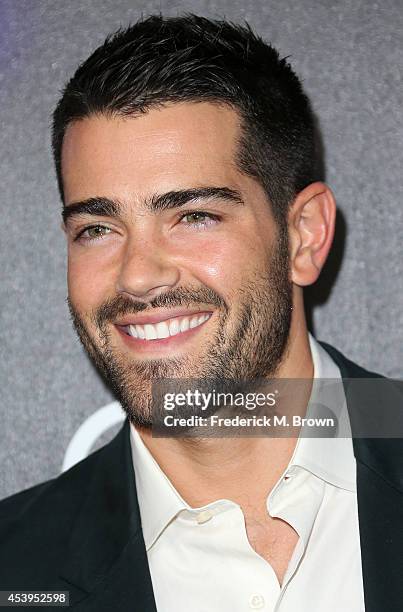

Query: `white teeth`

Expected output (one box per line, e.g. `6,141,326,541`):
169,318,180,336
180,318,190,332
136,325,145,339
156,321,170,339
129,325,138,338
126,313,211,340
144,324,157,340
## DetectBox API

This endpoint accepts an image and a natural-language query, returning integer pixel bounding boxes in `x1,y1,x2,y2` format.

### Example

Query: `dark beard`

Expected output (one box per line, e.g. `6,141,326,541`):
67,223,292,428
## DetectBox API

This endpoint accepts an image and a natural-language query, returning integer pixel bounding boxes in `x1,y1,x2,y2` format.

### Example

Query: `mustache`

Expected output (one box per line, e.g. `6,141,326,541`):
91,286,228,328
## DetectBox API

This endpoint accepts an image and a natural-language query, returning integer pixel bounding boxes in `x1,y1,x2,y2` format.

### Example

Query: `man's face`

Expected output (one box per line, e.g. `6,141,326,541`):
61,102,292,426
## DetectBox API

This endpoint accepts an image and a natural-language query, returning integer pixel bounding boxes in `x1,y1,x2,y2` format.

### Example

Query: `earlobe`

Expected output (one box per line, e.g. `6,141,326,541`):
289,182,336,287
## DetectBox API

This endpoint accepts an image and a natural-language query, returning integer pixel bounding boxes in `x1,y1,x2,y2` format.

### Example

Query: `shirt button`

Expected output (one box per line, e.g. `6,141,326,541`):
196,510,213,524
249,594,265,609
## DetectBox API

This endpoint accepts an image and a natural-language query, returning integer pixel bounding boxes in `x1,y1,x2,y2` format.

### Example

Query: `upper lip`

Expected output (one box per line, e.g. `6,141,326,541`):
114,308,214,327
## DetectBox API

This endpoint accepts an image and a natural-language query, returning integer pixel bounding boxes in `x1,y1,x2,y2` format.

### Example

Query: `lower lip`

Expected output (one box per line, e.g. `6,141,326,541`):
115,313,213,354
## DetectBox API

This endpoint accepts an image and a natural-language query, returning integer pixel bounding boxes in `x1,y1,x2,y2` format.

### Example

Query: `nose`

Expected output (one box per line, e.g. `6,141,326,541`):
115,236,180,300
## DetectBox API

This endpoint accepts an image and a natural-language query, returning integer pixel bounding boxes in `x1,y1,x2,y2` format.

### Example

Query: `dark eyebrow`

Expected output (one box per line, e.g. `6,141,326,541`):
62,197,121,225
144,187,245,212
62,186,244,224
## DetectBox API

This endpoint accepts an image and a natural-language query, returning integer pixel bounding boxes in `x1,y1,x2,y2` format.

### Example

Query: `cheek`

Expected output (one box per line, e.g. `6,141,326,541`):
174,232,266,293
67,249,113,311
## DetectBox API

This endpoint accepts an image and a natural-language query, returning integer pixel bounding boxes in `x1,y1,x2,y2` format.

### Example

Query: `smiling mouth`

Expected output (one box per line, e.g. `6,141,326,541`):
119,312,212,341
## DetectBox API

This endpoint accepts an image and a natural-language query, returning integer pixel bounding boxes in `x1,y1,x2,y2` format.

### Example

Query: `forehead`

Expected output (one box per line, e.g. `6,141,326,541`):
61,102,244,204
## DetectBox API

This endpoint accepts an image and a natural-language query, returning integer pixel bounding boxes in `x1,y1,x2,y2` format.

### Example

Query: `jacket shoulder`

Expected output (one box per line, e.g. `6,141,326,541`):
0,442,107,587
318,340,384,379
0,479,55,519
0,443,104,518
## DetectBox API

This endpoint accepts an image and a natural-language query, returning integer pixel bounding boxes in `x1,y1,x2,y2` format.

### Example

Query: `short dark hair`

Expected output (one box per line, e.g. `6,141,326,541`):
52,13,318,223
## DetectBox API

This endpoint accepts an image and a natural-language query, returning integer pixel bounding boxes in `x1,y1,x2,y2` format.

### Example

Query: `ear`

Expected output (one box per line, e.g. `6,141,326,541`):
288,182,336,287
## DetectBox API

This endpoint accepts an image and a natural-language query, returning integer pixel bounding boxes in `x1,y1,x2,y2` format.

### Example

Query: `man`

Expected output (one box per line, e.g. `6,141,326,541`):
0,14,402,612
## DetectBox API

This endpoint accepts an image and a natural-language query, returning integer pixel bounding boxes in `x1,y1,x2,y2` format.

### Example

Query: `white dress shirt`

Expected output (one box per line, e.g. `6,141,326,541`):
130,334,365,611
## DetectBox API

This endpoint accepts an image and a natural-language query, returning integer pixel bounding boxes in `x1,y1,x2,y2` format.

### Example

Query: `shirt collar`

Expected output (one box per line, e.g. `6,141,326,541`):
290,334,356,492
130,333,356,550
129,424,187,550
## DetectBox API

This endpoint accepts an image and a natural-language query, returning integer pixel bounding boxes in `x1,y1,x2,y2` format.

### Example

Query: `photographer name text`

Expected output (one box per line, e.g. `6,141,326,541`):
163,414,335,428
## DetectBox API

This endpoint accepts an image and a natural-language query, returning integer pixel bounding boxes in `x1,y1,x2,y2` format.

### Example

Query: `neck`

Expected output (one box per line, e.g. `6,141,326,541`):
137,297,313,509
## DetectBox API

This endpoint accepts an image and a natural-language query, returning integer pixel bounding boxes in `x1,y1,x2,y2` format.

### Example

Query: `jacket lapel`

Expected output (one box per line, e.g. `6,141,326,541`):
320,341,403,612
58,418,157,611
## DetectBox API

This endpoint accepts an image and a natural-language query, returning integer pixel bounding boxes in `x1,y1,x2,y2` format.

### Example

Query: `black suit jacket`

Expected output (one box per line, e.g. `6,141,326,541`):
0,342,402,611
